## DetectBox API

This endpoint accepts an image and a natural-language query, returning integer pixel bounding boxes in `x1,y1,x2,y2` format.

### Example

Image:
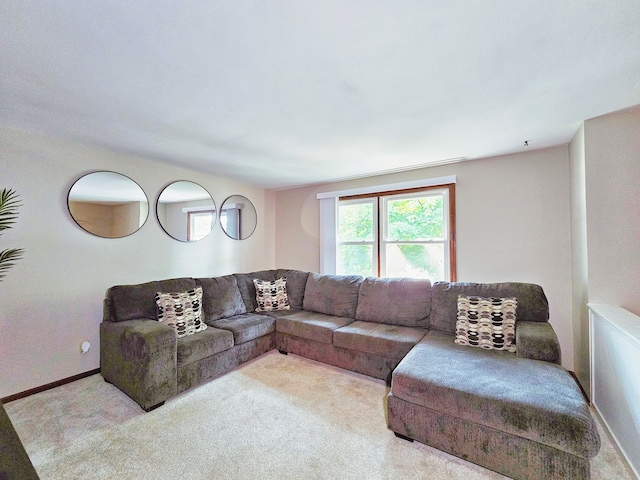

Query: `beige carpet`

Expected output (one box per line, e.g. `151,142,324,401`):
5,351,633,480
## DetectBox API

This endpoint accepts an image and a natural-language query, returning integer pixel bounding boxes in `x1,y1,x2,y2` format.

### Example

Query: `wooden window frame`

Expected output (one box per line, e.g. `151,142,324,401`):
339,183,456,281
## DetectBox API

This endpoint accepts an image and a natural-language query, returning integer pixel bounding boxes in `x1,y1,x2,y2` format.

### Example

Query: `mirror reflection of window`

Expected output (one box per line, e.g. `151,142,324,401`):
188,210,215,241
220,195,257,240
221,205,241,239
220,210,228,232
156,181,216,242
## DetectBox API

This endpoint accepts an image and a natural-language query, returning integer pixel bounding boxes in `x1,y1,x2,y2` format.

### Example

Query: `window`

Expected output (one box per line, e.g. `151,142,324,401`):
187,211,215,241
337,199,377,277
336,184,455,281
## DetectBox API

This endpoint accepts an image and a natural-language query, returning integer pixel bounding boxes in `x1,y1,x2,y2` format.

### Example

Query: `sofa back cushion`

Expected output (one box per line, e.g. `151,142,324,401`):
234,270,278,312
195,275,246,322
355,277,431,327
106,277,197,322
276,269,310,310
303,272,363,318
430,281,549,335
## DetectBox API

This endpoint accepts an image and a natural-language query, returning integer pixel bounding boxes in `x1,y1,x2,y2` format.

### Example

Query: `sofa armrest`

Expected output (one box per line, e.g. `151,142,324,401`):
516,321,561,365
1,402,40,479
100,319,177,411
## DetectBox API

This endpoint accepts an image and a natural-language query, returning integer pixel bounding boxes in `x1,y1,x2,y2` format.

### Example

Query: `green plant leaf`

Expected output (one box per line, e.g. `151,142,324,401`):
0,188,22,233
0,248,24,280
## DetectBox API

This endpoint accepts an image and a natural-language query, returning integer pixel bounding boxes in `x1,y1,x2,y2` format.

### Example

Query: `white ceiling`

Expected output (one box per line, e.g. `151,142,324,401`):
158,181,213,204
68,171,148,203
2,2,640,190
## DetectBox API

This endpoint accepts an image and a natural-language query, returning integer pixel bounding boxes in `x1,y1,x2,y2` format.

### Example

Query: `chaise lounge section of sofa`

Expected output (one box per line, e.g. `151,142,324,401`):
387,281,599,479
99,269,600,480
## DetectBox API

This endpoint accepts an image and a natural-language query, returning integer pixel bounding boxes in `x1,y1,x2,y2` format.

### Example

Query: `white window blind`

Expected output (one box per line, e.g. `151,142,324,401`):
318,197,338,274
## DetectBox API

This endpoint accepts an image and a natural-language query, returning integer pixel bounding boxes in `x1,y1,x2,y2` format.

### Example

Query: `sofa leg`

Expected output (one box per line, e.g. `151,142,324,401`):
278,349,288,355
394,432,414,442
143,401,164,412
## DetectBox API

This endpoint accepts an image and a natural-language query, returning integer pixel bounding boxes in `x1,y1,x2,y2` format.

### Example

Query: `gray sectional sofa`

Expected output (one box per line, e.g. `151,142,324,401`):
0,401,40,480
100,269,600,480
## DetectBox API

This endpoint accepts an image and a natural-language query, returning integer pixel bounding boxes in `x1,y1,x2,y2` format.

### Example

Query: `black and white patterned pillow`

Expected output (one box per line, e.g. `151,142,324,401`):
253,277,291,312
454,295,517,352
155,286,206,338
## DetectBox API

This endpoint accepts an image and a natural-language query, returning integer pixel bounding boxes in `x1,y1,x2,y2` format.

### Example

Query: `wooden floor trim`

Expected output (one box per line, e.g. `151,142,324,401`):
1,369,101,404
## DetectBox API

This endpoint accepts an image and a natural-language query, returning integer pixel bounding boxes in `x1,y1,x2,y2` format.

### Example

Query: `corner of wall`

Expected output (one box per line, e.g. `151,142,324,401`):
568,122,590,395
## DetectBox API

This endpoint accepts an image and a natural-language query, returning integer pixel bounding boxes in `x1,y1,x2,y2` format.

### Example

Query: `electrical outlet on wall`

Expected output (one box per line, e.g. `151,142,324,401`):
80,341,91,354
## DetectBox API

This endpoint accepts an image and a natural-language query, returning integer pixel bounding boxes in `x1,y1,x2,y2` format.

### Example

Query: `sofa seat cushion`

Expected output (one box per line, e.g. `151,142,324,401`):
276,310,354,344
177,327,234,367
334,321,427,359
208,313,275,345
355,277,431,327
391,331,600,459
261,308,301,319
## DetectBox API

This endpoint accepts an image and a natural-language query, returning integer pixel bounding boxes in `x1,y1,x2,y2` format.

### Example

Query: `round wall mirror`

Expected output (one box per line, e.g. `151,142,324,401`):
220,195,257,240
67,171,149,238
156,181,216,242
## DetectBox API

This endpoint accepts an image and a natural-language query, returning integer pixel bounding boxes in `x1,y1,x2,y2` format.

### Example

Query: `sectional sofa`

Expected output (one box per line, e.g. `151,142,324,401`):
100,269,600,480
0,401,40,479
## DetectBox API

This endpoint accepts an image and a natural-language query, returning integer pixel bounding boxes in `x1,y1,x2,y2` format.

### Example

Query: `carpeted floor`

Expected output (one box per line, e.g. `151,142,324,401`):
5,351,634,479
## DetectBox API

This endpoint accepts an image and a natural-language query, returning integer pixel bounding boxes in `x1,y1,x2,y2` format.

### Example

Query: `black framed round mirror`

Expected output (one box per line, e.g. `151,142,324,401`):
67,171,149,238
156,181,216,242
220,195,257,240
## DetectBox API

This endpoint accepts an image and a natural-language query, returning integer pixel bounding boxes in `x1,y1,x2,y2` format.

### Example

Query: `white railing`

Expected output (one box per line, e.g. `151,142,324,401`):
588,304,640,478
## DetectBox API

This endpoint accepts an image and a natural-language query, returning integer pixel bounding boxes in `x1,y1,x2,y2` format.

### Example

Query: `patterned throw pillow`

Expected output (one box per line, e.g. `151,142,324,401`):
454,295,517,352
253,277,291,312
155,287,207,338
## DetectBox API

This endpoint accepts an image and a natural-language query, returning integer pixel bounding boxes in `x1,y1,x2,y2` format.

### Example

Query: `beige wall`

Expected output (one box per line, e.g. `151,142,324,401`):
0,126,276,398
69,200,145,238
569,104,640,398
112,201,146,237
583,105,640,315
69,201,118,238
277,147,575,369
